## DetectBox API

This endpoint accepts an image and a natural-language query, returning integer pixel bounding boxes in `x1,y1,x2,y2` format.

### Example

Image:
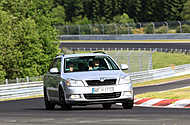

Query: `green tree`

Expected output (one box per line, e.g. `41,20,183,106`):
166,0,186,21
51,5,66,25
104,0,113,23
113,13,134,24
62,0,83,23
0,10,16,80
182,0,190,20
0,0,59,79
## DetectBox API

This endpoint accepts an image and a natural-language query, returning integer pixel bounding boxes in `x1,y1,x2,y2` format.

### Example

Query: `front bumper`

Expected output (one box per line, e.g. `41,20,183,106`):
64,84,133,105
67,98,133,106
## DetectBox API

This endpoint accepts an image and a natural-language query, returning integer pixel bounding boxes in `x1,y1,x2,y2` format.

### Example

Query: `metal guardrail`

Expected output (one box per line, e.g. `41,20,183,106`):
0,81,43,100
60,33,190,40
130,64,190,84
1,64,190,100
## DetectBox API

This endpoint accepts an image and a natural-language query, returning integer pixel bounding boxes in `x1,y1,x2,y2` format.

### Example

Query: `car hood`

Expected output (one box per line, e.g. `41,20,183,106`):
62,70,127,81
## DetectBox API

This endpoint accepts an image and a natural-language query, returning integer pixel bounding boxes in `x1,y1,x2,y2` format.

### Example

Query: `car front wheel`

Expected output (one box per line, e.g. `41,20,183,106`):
102,103,112,109
59,87,72,110
122,100,134,109
44,87,55,110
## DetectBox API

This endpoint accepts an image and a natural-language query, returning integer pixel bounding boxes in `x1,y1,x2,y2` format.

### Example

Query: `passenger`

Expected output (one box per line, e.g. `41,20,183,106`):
69,64,74,72
88,61,93,70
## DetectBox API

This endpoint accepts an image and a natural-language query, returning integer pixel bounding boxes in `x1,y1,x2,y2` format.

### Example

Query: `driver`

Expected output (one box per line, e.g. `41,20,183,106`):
93,59,100,70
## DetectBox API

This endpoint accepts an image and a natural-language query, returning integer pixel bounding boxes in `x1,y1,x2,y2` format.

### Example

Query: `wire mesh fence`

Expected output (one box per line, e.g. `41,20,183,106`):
0,76,43,85
56,21,190,35
67,49,153,73
106,51,152,73
1,50,152,85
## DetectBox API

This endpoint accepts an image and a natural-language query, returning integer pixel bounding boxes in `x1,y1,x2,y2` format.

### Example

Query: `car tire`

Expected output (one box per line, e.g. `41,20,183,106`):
44,87,55,110
59,87,72,110
122,100,134,109
102,103,112,109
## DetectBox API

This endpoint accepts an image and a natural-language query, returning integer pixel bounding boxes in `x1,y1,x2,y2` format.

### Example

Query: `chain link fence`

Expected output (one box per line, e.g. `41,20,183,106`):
0,76,43,85
68,49,153,73
0,50,152,85
56,21,190,35
106,51,152,73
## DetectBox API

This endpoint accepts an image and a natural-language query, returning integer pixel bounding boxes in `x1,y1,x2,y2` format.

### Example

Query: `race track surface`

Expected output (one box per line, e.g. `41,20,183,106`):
1,79,190,125
0,98,190,125
134,78,190,95
60,42,190,50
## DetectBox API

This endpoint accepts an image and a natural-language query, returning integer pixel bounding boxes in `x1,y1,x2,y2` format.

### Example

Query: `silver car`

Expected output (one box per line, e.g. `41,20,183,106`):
43,52,134,110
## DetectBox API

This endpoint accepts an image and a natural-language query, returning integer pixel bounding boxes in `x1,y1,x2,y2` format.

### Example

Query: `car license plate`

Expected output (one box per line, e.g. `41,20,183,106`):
92,87,114,94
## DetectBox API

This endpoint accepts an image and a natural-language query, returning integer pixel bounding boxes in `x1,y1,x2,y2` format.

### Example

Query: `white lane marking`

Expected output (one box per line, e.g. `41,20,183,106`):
138,99,164,106
134,104,188,109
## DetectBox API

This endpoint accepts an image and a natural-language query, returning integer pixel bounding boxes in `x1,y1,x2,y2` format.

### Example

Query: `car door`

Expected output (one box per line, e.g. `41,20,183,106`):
46,58,62,101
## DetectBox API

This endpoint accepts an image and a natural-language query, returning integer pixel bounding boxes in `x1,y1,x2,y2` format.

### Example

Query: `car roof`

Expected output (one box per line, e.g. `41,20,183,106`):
64,53,108,58
58,53,108,58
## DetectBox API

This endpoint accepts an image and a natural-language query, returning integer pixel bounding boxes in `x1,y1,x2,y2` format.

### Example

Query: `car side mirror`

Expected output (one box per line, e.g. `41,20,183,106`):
50,67,60,74
120,64,128,70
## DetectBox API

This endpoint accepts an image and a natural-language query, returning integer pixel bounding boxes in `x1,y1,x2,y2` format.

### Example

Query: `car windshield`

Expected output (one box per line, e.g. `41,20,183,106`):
64,56,119,73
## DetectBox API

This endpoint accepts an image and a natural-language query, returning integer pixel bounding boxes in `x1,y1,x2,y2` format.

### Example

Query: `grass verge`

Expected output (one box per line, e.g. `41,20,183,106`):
133,74,190,87
152,52,190,69
0,94,43,102
135,87,190,99
60,40,190,43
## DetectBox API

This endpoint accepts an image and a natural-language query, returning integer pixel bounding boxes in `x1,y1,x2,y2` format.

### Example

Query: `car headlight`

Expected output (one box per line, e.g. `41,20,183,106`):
66,79,84,87
119,76,131,84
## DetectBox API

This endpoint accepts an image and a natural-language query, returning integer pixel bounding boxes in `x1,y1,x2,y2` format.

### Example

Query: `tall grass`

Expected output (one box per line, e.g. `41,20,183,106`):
152,52,190,69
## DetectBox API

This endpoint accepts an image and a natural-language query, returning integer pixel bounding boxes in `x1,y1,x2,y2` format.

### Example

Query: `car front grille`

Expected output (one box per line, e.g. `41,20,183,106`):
86,79,116,86
84,92,121,99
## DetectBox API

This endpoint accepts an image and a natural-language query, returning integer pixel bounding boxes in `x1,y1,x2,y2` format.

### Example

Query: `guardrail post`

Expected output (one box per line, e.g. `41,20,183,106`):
178,21,182,33
78,25,80,35
139,53,143,71
127,52,131,72
66,25,69,34
165,22,168,33
101,24,104,34
16,78,19,83
126,23,129,34
5,79,8,85
151,22,155,34
114,24,118,35
26,76,29,83
148,53,153,70
138,23,141,29
88,24,92,34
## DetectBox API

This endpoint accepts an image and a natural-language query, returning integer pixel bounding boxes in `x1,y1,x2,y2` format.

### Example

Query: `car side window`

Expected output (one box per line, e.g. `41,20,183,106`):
49,58,62,73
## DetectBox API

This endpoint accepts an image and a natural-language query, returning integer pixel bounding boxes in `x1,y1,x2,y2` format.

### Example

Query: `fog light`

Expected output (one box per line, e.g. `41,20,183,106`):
70,94,81,99
123,91,132,96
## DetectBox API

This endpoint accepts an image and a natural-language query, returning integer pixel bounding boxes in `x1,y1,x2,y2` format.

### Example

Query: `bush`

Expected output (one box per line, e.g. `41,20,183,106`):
132,28,144,34
168,29,176,33
144,24,154,34
155,26,168,34
176,24,190,33
118,25,133,34
113,13,134,24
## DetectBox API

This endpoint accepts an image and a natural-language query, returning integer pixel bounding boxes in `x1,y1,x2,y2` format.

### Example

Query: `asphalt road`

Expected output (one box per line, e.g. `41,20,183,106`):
1,98,190,125
134,78,190,95
1,79,190,125
60,42,190,50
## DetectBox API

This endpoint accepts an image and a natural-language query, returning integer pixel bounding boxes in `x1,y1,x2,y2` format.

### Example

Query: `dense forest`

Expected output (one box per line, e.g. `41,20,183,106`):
0,0,190,82
52,0,190,24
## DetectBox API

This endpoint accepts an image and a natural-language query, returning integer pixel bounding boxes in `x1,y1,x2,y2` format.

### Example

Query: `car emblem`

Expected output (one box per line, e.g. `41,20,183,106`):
100,78,105,82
